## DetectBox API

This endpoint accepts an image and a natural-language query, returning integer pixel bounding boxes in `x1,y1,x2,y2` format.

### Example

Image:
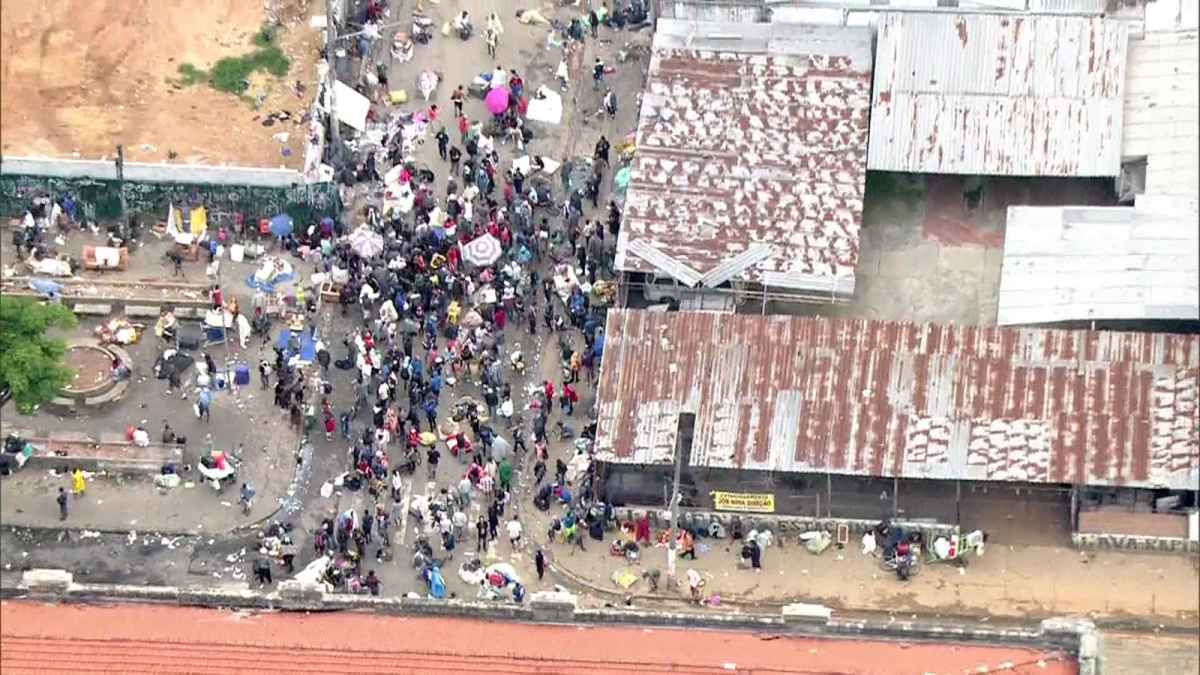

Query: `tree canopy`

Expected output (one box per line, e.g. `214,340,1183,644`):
0,297,77,413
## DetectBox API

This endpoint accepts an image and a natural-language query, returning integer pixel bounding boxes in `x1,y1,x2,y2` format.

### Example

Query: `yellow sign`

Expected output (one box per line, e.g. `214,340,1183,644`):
711,491,775,513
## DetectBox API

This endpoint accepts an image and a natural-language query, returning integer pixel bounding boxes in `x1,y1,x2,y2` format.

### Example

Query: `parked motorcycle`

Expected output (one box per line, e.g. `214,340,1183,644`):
880,549,919,581
411,13,434,45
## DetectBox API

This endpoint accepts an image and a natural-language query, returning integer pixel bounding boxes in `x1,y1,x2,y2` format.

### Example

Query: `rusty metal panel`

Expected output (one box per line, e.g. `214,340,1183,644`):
594,309,1200,490
616,19,872,294
867,12,1130,176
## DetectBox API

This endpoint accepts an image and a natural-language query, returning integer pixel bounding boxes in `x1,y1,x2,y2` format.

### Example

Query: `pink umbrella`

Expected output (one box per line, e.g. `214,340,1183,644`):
485,87,509,115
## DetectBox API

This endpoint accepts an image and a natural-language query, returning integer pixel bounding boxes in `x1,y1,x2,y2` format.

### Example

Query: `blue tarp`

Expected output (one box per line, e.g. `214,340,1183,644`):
275,327,317,364
245,270,295,294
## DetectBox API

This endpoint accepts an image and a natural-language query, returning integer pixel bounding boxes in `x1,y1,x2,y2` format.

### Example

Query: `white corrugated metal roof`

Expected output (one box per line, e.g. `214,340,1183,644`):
997,197,1200,325
868,13,1130,176
1145,0,1200,32
1122,30,1200,198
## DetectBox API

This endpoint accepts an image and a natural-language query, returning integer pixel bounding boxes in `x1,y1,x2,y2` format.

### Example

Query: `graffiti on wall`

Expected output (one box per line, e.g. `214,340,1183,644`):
1073,532,1200,553
0,173,339,224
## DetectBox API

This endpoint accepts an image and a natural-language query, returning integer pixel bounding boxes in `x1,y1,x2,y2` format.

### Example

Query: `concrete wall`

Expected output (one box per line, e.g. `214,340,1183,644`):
1,157,303,188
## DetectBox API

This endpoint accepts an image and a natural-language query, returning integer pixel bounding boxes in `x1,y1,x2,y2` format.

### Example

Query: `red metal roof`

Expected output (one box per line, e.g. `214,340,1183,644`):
595,310,1200,489
615,22,872,295
0,601,1078,674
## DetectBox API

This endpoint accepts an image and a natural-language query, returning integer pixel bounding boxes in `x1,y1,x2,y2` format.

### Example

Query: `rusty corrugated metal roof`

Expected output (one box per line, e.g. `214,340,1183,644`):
615,20,872,295
595,309,1200,490
867,12,1130,176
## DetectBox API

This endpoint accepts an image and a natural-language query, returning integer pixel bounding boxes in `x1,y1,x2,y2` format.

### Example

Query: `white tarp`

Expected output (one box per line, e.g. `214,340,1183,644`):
327,80,370,132
526,87,563,125
512,155,560,175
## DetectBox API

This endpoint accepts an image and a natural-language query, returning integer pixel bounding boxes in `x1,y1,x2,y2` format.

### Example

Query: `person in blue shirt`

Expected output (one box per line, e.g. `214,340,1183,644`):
197,387,213,423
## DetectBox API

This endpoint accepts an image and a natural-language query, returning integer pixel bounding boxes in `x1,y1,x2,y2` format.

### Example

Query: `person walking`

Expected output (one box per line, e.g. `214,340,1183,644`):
426,446,440,479
487,502,500,541
476,515,488,551
592,58,605,90
506,515,523,550
197,387,212,423
451,85,465,117
253,557,273,586
435,127,449,161
56,487,69,521
535,549,546,581
280,539,298,573
71,468,87,497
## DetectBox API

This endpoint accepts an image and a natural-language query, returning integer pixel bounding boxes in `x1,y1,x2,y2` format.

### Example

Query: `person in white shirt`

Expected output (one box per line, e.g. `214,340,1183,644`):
506,516,522,548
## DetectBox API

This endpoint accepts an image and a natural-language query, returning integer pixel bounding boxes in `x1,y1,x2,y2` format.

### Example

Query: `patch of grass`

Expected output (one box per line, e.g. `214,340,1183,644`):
175,63,207,86
252,45,290,77
253,24,277,48
208,45,290,95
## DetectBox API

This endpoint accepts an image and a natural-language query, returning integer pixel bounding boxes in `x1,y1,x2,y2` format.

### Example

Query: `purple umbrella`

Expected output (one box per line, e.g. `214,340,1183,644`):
485,87,509,115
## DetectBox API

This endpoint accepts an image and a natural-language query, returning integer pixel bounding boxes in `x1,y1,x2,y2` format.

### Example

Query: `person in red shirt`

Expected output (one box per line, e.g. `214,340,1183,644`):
457,115,469,144
561,382,578,415
542,380,554,406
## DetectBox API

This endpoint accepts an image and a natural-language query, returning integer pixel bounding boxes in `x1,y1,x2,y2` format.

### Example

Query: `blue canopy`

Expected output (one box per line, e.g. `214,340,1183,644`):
268,214,294,237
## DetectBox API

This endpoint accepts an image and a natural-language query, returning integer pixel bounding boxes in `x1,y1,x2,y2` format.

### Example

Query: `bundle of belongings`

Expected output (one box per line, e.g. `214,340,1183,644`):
1,434,35,476
26,250,76,277
153,349,194,382
95,317,143,345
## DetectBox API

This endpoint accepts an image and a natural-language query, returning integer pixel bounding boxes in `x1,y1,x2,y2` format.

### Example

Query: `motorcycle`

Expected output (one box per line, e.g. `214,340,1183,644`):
881,550,919,581
411,14,434,45
391,33,414,64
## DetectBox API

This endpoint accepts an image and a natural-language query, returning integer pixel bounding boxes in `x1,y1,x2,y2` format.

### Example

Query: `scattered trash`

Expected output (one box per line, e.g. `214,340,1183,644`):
80,530,102,539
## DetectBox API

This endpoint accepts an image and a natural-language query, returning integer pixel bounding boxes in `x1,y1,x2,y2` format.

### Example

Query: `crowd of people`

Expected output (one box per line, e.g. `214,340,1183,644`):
229,0,645,598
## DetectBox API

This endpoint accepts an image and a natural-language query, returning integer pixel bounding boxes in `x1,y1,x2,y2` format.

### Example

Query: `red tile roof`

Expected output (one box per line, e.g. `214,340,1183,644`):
594,310,1200,489
0,601,1077,674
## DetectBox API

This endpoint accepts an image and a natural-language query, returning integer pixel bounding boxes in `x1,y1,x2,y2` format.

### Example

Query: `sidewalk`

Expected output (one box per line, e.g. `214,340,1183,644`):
0,413,298,536
534,513,1200,625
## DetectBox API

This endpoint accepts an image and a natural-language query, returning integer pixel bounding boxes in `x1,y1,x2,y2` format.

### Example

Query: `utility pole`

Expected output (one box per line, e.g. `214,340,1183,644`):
665,429,686,584
115,145,129,235
325,0,340,148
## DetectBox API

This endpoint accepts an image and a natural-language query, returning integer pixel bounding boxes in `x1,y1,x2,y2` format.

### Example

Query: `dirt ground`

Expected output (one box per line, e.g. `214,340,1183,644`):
0,0,321,168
